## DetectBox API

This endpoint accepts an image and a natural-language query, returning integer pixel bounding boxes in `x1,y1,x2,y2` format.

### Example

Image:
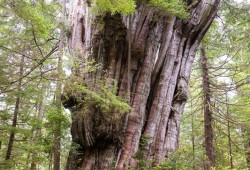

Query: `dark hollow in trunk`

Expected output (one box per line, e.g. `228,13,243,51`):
63,0,221,169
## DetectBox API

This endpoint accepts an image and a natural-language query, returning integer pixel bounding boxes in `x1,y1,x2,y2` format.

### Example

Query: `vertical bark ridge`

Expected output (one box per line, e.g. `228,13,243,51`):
117,15,164,169
153,36,187,165
141,31,181,161
162,39,197,159
151,15,176,85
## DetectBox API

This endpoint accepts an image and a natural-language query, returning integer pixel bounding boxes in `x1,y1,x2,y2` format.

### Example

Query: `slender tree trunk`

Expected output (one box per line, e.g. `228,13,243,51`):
53,0,66,169
226,93,233,169
5,55,24,160
246,140,250,169
243,130,250,169
227,117,233,169
63,1,221,169
30,100,44,170
191,100,196,170
49,152,53,170
201,48,215,169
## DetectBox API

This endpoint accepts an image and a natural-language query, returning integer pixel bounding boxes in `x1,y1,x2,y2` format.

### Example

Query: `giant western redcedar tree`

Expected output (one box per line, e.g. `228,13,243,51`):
63,0,221,169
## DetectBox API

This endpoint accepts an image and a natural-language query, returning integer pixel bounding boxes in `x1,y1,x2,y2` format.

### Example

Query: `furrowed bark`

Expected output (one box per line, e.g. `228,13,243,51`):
63,0,221,169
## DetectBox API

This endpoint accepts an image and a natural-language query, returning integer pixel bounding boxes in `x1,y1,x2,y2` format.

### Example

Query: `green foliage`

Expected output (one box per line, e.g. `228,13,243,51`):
65,75,131,115
17,4,48,37
93,0,136,15
92,0,188,18
0,0,58,40
0,0,67,168
135,135,151,170
148,0,189,18
45,104,70,132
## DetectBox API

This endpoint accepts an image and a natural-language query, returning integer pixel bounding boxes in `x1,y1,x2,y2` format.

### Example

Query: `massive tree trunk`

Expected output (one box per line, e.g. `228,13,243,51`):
63,0,221,169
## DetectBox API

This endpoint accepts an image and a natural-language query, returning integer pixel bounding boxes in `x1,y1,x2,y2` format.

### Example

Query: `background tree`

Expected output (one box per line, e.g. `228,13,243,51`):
174,1,250,169
0,0,70,169
53,0,66,169
201,47,215,169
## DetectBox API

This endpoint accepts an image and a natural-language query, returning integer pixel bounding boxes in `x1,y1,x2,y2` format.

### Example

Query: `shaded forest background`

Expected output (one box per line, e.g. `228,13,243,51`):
0,0,249,169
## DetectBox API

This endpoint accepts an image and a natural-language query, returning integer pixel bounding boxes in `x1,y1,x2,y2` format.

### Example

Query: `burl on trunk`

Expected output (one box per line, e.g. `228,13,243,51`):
63,0,221,169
